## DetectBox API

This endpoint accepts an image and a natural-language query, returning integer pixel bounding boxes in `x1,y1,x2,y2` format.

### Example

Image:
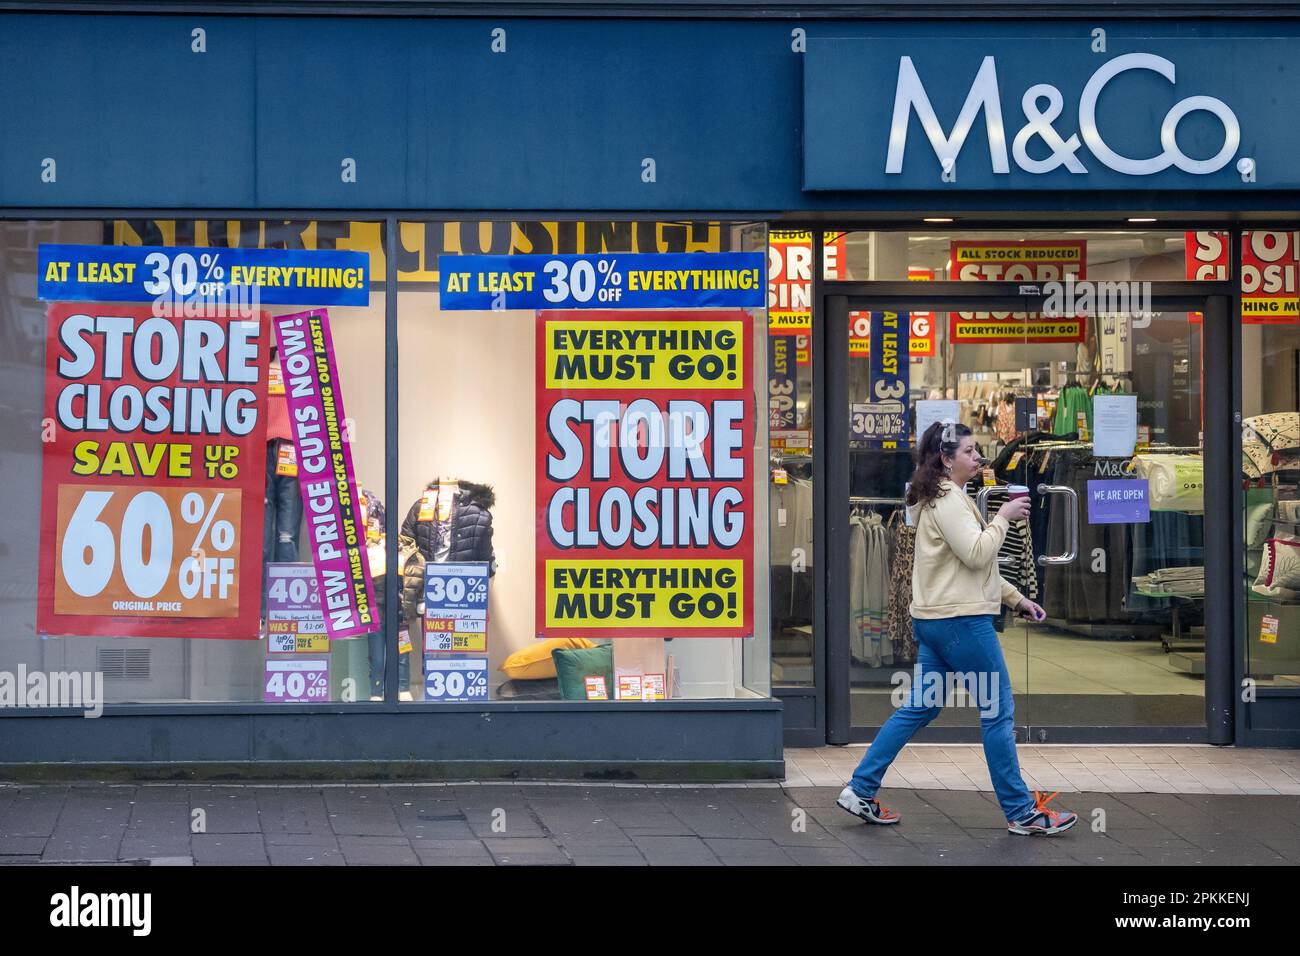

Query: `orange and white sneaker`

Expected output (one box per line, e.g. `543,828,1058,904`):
1007,790,1078,836
837,786,901,825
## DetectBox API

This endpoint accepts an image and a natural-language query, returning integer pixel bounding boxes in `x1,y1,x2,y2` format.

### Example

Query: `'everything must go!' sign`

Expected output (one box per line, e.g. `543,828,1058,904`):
535,310,754,639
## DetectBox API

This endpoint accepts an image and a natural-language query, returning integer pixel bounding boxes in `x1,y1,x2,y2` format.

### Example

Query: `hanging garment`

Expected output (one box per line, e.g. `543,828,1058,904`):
849,513,893,667
884,509,918,665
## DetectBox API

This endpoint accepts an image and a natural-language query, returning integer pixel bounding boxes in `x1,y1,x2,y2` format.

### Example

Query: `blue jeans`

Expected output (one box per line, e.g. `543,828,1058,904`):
367,629,411,696
263,441,304,564
849,614,1036,823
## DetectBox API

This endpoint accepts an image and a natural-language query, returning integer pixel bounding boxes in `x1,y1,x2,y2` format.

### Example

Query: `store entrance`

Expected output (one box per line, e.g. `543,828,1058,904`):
822,279,1232,744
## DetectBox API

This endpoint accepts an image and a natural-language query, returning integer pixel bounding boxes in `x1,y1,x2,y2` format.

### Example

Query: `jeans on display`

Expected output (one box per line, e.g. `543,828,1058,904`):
848,614,1037,823
367,629,411,697
263,441,304,563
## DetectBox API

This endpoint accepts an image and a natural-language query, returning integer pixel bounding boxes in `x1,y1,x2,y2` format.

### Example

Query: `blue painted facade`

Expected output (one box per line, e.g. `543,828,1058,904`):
2,14,1300,211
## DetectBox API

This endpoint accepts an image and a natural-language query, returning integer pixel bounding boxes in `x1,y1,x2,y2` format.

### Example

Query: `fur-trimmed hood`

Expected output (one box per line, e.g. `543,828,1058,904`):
423,479,495,510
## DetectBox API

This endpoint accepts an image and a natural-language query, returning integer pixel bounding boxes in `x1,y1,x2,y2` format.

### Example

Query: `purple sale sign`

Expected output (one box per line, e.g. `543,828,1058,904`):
1087,479,1150,525
264,659,330,703
272,308,377,640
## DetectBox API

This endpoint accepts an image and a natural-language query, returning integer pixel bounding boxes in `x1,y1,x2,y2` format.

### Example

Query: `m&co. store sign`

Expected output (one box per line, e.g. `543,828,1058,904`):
949,241,1087,343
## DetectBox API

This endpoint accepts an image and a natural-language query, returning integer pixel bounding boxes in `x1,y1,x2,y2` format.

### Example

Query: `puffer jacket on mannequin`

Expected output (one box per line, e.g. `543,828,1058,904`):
400,479,497,575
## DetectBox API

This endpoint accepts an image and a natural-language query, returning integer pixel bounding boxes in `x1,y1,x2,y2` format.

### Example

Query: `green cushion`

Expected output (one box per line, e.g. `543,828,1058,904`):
551,644,614,701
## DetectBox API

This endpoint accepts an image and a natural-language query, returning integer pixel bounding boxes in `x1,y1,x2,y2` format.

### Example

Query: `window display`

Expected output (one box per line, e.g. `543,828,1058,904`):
397,220,772,703
2,219,387,705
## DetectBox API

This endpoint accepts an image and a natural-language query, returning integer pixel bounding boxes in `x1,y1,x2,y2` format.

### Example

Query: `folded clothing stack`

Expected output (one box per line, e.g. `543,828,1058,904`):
1132,566,1206,598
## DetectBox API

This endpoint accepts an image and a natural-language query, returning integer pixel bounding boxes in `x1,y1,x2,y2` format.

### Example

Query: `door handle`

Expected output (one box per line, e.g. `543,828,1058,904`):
974,485,1016,567
1036,483,1079,565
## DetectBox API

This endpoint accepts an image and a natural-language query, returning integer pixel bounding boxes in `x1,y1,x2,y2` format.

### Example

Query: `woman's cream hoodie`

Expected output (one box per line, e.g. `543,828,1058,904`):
908,479,1026,619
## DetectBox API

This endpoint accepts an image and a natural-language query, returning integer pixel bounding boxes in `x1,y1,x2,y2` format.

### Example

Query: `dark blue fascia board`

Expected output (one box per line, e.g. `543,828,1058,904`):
5,15,1300,211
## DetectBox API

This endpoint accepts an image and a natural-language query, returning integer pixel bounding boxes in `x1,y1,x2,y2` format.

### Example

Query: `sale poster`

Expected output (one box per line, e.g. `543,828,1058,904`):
536,310,754,639
767,334,798,430
37,302,268,639
1185,231,1300,323
266,563,328,653
851,311,910,447
849,268,936,358
273,309,377,641
949,241,1087,343
423,562,490,654
768,231,845,367
264,659,330,703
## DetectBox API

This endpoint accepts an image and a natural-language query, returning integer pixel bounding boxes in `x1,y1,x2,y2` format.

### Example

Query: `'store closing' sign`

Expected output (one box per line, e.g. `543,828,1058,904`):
535,310,754,639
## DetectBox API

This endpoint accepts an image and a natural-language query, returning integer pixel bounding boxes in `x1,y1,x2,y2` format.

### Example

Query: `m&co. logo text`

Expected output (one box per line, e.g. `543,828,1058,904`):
887,53,1248,180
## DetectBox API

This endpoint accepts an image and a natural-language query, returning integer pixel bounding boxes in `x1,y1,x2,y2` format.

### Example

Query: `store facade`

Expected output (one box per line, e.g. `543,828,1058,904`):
1,3,1298,779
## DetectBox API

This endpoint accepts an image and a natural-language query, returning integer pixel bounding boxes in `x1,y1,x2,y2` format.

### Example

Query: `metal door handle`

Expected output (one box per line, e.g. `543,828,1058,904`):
1036,483,1078,565
974,485,1016,566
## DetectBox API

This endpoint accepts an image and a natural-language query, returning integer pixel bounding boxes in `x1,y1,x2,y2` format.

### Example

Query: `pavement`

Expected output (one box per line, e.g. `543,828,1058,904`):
787,744,1300,794
2,781,1297,866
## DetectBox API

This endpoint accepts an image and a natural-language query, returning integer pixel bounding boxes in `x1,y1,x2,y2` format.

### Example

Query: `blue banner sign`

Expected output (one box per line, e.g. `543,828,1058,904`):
38,244,370,306
437,252,765,310
1087,479,1151,524
852,311,909,446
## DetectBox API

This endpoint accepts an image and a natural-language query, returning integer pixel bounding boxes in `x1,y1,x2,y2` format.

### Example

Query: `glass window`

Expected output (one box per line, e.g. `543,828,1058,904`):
1235,230,1300,689
397,220,770,702
2,218,385,706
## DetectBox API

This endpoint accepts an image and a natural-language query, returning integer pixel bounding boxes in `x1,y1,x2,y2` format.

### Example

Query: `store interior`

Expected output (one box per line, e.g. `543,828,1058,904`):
769,229,1300,731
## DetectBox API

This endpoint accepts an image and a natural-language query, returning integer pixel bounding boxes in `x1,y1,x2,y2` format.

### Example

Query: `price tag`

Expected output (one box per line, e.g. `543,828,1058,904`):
264,659,330,702
642,673,666,700
584,676,609,700
1008,451,1024,470
398,628,413,654
53,485,242,619
616,674,644,700
274,441,298,477
417,490,438,521
266,563,326,654
268,361,286,396
1076,411,1090,441
1261,614,1280,644
423,658,489,702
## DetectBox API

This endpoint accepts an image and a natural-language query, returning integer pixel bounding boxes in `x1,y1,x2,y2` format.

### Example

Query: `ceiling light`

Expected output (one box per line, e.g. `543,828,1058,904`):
922,218,954,223
1127,217,1157,223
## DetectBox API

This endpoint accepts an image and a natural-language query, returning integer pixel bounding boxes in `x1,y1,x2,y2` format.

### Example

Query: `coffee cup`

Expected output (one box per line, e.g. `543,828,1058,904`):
1008,484,1030,501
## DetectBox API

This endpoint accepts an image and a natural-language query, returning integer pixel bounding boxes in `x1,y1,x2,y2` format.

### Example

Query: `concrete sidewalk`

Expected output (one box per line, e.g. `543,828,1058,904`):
2,782,1297,866
787,745,1300,795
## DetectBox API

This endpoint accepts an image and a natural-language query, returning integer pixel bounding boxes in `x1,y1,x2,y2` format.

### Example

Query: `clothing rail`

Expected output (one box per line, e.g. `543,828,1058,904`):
849,496,905,505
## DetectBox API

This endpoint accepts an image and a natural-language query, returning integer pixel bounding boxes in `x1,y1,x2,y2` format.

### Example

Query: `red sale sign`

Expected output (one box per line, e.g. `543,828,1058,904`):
949,241,1087,343
850,268,936,357
536,310,754,639
1186,231,1300,323
38,303,269,639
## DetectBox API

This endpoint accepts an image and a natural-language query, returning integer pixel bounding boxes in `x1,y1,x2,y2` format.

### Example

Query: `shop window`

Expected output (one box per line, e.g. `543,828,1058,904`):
2,219,385,706
1233,230,1300,690
396,220,771,703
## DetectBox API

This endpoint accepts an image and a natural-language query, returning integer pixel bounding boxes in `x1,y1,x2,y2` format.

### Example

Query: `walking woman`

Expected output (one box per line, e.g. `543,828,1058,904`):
838,420,1078,836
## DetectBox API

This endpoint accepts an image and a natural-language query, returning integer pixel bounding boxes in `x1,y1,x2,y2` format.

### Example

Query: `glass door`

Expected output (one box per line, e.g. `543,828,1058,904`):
832,289,1032,743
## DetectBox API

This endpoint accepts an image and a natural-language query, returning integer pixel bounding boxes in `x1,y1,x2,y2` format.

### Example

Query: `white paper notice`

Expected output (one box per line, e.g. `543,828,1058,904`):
915,400,961,442
1093,394,1138,457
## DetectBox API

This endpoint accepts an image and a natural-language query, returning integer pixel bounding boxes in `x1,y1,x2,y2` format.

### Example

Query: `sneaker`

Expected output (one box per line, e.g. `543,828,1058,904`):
399,690,414,702
836,786,901,825
1008,790,1078,836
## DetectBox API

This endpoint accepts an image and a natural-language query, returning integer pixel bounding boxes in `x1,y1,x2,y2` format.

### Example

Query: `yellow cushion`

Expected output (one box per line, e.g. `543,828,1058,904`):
499,638,596,680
